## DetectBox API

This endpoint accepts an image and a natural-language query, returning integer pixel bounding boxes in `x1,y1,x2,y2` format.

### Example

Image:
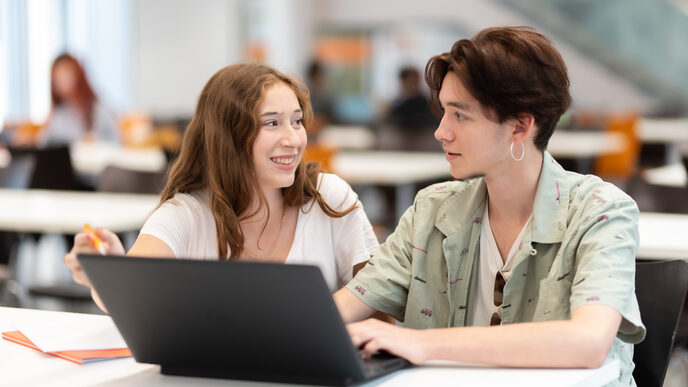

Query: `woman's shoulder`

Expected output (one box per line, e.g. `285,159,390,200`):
159,190,212,217
313,173,357,209
316,172,351,191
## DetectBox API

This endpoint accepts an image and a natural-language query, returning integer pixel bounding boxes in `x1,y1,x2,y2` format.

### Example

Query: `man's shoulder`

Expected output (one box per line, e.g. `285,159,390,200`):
562,172,639,227
567,172,635,207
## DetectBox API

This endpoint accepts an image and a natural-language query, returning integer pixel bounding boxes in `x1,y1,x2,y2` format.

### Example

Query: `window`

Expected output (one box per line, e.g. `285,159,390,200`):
0,0,132,127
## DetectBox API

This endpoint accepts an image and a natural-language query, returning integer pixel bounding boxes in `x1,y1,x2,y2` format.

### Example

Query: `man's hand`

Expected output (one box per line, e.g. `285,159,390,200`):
347,318,427,364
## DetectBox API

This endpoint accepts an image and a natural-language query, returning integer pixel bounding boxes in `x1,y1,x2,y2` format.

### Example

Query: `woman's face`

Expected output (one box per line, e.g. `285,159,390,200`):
252,82,307,191
53,61,78,99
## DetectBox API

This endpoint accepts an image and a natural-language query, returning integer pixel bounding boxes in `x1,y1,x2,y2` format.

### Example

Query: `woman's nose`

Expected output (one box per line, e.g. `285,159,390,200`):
280,125,302,147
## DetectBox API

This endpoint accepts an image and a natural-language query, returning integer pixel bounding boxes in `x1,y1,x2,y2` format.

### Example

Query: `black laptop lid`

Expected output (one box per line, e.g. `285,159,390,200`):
77,254,369,385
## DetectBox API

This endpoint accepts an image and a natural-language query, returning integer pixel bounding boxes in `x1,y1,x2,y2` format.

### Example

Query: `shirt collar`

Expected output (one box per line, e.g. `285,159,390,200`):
435,179,487,237
433,151,569,244
530,151,570,243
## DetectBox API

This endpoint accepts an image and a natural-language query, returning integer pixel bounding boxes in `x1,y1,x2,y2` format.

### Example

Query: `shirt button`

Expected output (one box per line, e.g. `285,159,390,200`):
529,248,537,256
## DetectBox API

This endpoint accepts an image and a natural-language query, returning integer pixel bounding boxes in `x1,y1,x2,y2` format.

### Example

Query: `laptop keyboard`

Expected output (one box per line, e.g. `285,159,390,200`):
360,350,409,376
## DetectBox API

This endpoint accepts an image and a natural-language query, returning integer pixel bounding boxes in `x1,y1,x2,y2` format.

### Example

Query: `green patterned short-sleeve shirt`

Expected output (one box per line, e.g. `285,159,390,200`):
347,151,645,386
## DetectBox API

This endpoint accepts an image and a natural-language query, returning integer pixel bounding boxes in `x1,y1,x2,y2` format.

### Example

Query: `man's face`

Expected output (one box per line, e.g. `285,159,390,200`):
434,72,513,180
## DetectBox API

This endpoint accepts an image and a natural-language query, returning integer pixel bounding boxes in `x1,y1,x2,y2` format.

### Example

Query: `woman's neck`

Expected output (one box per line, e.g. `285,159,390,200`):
244,187,284,223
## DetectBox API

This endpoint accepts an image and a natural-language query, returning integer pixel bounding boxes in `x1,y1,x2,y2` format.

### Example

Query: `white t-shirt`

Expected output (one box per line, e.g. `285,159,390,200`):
470,204,532,326
139,173,379,292
38,102,120,147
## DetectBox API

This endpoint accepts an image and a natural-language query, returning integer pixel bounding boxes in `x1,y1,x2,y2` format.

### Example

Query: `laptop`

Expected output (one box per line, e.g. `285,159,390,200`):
77,254,410,386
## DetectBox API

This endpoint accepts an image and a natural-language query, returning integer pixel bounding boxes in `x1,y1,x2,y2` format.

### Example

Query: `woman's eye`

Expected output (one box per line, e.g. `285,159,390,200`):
263,120,277,127
292,118,304,126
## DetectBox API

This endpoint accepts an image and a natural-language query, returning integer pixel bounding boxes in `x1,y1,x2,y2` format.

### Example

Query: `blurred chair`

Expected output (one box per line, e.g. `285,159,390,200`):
1,146,78,190
303,143,337,173
11,121,43,146
119,112,153,147
142,125,183,163
593,113,640,180
28,146,79,190
0,149,35,189
97,165,167,194
633,259,688,387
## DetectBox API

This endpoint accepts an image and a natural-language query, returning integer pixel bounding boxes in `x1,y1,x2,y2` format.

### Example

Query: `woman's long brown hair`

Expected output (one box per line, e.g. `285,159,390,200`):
160,63,355,260
50,53,98,130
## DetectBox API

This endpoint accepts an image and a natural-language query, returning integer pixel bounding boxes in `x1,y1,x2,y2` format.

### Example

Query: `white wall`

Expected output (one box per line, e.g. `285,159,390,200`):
133,0,315,120
132,0,660,118
133,0,241,119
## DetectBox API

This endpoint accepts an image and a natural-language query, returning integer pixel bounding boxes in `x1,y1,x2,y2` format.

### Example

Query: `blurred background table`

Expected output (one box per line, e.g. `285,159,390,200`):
637,212,688,261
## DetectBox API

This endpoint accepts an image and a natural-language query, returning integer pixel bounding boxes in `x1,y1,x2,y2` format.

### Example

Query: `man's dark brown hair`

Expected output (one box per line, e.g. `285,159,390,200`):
425,26,572,150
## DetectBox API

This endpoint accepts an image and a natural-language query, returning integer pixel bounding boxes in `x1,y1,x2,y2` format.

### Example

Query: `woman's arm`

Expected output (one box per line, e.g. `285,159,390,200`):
63,229,175,311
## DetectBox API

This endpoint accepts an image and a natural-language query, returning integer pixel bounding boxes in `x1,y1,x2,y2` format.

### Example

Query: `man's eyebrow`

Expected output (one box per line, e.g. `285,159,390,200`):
446,101,472,111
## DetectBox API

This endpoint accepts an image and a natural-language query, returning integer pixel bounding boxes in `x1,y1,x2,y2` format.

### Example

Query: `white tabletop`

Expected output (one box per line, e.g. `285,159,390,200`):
547,130,627,159
70,142,168,174
0,188,159,234
319,125,376,150
642,163,687,187
0,143,167,176
638,212,688,260
638,118,688,144
333,151,450,186
0,307,619,387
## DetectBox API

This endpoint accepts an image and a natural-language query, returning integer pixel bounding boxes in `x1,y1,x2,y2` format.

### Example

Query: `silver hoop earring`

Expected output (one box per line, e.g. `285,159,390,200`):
510,142,525,162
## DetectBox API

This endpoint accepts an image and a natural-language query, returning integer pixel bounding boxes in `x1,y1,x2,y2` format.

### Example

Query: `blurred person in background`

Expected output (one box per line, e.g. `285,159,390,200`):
305,60,335,137
387,66,438,131
378,66,438,151
34,53,119,147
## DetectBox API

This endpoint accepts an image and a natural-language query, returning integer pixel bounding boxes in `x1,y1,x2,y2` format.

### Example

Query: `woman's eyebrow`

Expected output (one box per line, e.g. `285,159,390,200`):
261,108,303,117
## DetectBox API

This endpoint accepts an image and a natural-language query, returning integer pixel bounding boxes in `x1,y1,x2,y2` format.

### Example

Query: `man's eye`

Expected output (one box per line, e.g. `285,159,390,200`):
454,113,467,121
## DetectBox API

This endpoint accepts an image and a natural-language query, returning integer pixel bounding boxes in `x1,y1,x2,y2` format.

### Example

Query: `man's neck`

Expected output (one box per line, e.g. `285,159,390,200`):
484,151,544,226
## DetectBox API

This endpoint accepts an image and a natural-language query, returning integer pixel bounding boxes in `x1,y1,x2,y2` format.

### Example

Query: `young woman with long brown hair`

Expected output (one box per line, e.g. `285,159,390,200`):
64,63,378,310
37,53,119,146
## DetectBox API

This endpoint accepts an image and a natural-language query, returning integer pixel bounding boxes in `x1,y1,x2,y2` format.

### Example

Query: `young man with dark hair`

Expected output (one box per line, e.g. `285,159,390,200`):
335,26,645,386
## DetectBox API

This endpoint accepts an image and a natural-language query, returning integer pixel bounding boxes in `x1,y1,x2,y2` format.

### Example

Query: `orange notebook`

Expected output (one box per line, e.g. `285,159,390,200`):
2,330,131,365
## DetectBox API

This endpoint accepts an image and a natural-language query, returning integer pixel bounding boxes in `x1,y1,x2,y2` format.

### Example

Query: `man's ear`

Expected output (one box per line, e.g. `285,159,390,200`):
511,113,536,142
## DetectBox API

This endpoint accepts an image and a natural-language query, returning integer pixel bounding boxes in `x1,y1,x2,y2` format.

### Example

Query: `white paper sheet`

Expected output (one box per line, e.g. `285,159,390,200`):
13,312,127,352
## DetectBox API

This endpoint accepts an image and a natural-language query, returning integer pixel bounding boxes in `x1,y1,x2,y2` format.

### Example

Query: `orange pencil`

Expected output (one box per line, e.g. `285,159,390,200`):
82,224,107,255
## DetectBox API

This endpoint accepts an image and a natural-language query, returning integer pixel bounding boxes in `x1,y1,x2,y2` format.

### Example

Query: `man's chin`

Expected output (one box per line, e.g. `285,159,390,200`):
458,175,483,182
451,172,484,182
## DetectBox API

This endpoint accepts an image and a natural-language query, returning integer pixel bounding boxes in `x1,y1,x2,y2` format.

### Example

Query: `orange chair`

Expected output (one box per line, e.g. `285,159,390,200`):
12,122,43,146
118,113,153,146
593,113,640,180
303,143,337,173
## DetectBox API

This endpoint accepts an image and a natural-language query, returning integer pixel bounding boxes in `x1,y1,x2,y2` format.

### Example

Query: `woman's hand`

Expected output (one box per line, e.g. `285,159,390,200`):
63,228,125,311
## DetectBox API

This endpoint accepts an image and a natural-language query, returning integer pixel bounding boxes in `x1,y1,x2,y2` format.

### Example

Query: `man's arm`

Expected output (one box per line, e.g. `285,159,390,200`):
334,287,378,323
348,304,621,367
